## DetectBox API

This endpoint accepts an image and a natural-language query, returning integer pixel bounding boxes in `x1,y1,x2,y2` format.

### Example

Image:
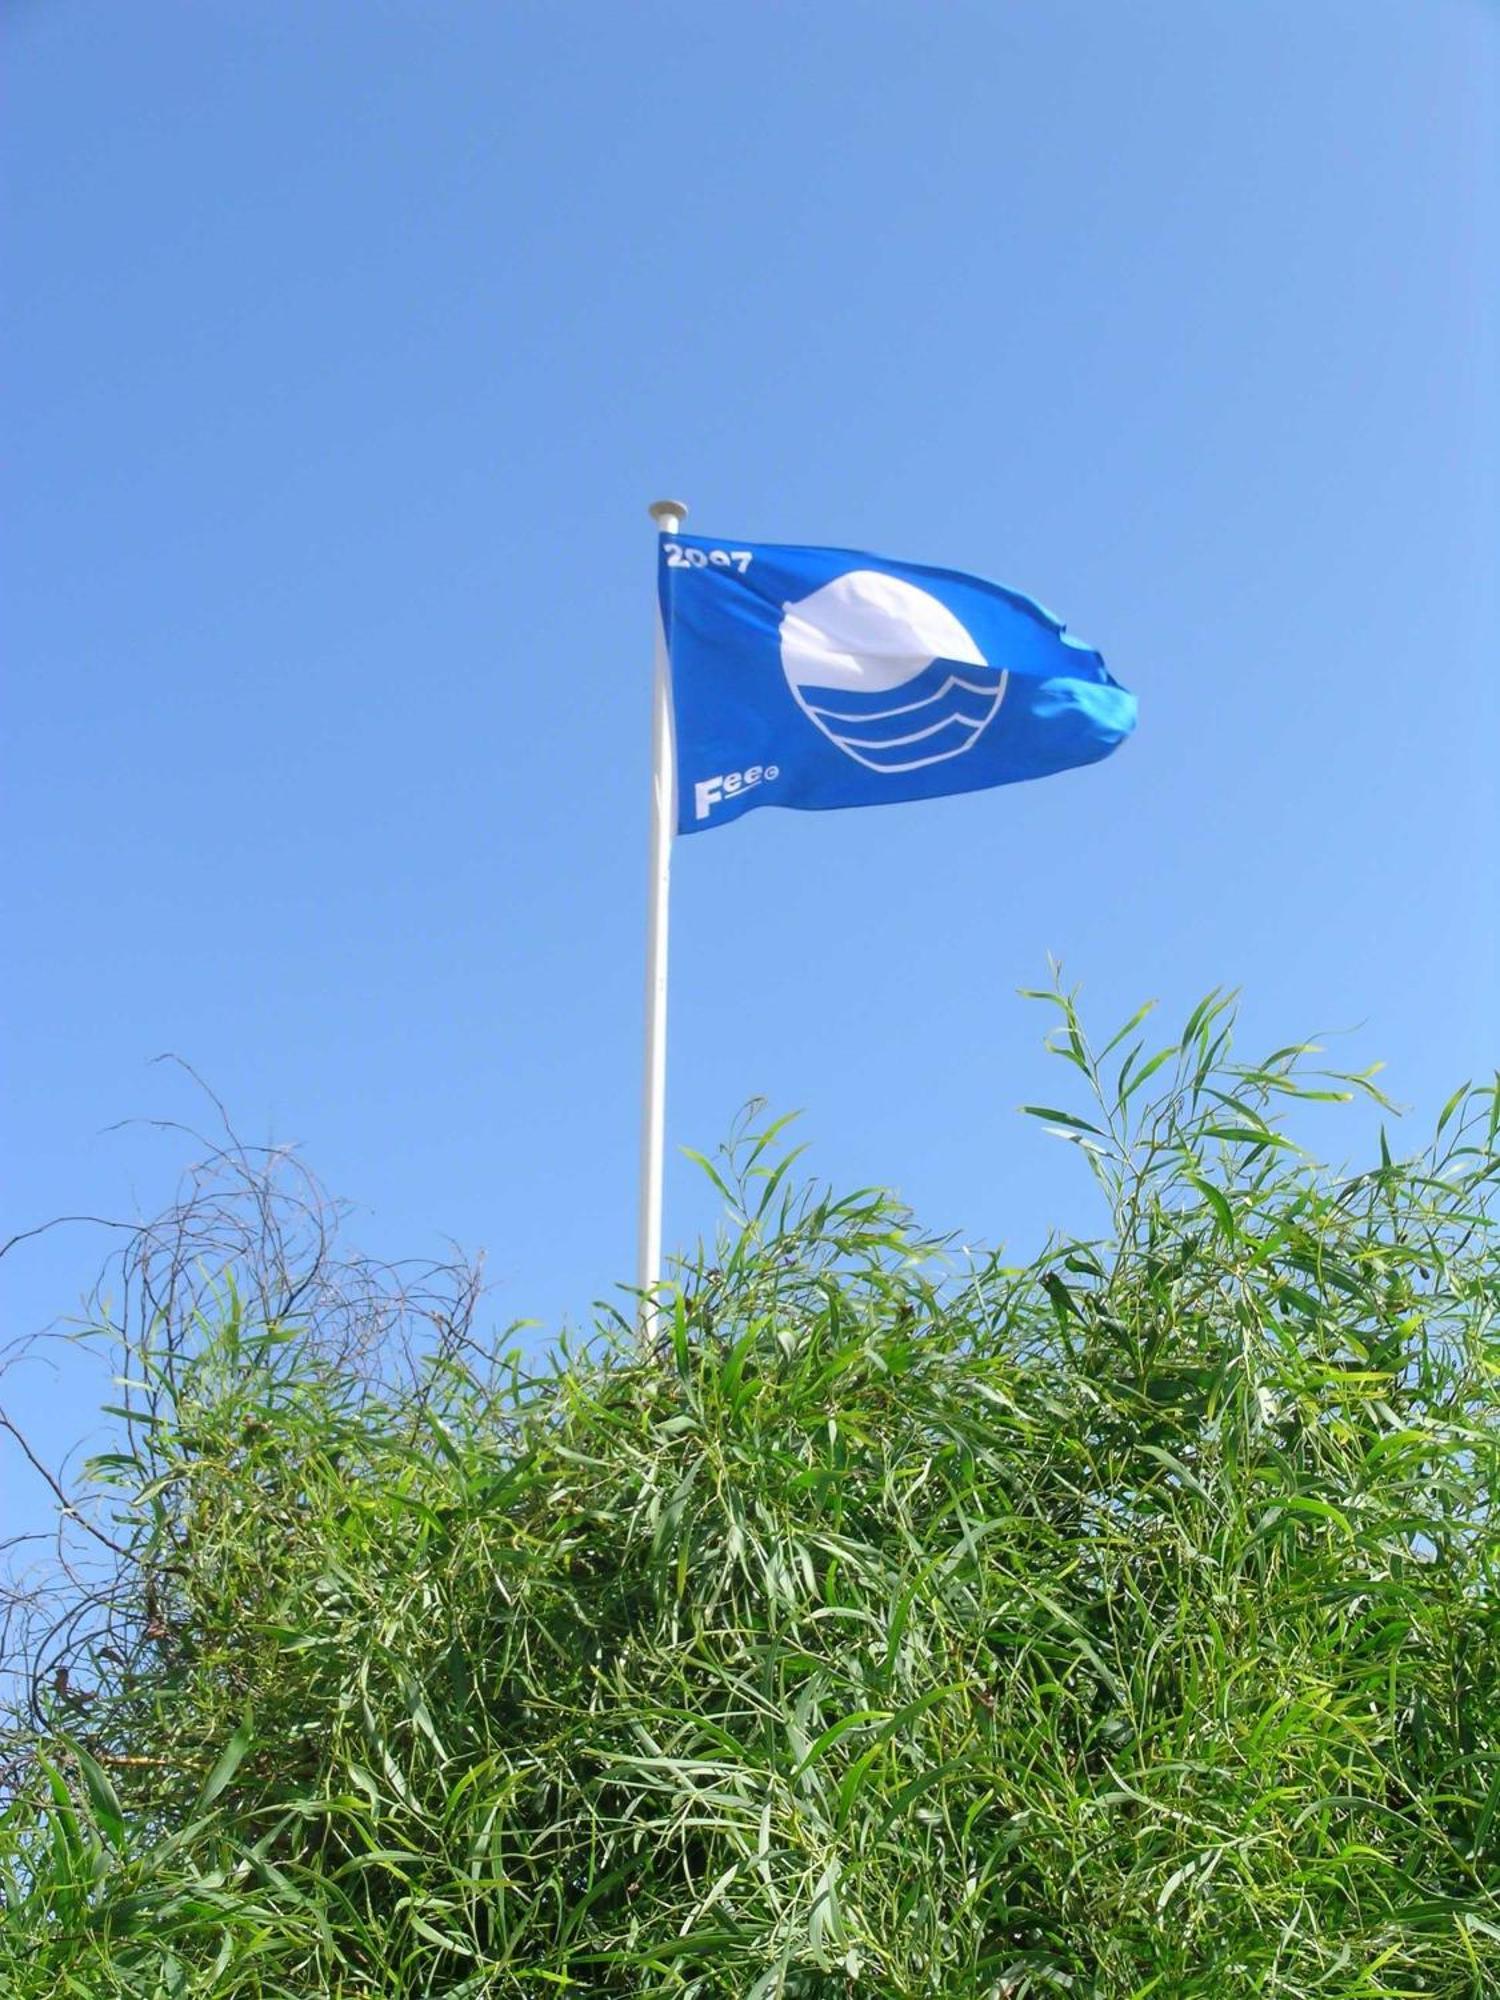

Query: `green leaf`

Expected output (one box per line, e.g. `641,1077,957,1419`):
1020,1106,1105,1135
64,1738,126,1854
680,1145,736,1206
1119,1044,1178,1104
196,1718,253,1811
1186,1174,1236,1242
1100,998,1159,1059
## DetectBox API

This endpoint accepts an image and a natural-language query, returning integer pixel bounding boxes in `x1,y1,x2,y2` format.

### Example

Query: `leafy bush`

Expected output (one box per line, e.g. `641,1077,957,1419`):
3,990,1499,1997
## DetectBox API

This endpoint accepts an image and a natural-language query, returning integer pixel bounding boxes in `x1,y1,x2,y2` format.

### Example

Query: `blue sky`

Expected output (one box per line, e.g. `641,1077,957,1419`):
4,2,1497,1505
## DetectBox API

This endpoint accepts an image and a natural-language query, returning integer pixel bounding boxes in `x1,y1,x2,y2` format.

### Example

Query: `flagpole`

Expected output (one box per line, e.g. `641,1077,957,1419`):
637,498,687,1343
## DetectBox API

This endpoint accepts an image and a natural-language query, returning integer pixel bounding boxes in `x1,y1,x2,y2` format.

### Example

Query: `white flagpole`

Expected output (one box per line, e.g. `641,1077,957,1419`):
637,498,687,1341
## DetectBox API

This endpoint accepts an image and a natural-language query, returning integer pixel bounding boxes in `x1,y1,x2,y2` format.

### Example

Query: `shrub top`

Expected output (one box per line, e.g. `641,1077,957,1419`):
3,988,1498,1997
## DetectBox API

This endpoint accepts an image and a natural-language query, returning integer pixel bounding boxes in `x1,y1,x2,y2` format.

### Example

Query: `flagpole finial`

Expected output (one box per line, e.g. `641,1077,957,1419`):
648,498,689,533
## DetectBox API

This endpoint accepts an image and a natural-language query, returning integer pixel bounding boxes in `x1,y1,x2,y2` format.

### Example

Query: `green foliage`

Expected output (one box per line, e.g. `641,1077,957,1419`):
3,988,1499,1996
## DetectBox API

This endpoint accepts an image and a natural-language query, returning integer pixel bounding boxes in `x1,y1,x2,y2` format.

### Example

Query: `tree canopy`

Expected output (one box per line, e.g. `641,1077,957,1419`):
3,989,1498,1997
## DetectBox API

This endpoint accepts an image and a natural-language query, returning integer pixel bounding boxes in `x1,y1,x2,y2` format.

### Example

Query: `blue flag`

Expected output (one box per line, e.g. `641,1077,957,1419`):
660,531,1135,834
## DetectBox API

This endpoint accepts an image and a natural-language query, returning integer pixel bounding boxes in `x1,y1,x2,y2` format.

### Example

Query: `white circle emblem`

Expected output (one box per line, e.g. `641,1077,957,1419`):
779,571,1007,773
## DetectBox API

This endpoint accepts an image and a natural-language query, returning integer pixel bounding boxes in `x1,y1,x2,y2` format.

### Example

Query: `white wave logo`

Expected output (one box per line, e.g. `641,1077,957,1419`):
779,570,1007,773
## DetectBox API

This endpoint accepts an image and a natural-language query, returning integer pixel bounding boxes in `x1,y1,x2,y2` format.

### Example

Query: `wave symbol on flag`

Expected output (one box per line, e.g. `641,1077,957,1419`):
779,570,1008,773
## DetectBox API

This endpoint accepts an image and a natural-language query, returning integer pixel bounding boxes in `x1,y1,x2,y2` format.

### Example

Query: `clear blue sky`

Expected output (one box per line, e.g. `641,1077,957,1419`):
4,2,1497,1502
